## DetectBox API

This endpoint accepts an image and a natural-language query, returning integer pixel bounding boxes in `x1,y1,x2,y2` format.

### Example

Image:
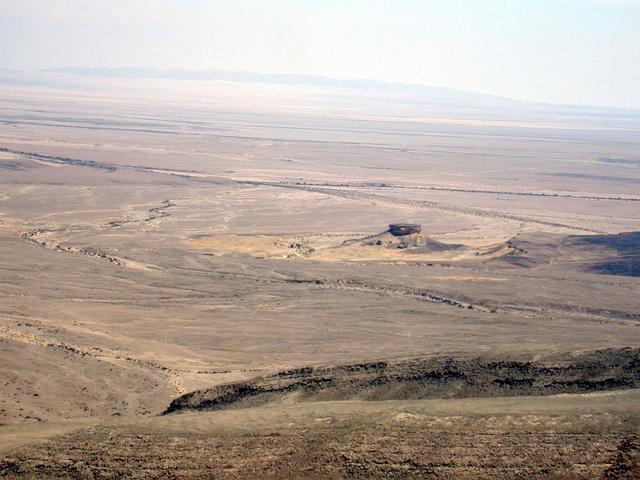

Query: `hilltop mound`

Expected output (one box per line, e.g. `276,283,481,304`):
358,231,461,253
357,224,461,253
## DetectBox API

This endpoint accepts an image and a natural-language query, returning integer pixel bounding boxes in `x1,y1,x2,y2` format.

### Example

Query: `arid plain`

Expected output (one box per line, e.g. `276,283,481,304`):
0,73,639,478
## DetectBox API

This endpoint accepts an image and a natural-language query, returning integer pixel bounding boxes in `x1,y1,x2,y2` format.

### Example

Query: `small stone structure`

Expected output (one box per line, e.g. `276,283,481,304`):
388,224,421,236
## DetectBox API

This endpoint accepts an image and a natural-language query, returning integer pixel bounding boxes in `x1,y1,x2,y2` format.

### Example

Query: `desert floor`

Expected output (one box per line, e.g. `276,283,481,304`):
0,79,639,478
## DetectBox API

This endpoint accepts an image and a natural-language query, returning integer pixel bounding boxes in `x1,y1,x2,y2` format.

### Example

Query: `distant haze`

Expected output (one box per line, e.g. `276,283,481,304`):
1,0,639,109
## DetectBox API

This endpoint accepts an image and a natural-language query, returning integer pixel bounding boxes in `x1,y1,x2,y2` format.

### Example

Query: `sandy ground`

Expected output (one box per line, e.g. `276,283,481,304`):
0,80,638,477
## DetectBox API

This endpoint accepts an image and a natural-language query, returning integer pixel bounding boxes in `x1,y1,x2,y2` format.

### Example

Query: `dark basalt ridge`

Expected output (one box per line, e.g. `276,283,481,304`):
164,347,640,414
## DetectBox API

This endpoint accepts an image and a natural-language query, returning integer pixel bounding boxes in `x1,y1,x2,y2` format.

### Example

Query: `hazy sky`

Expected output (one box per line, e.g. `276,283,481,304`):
1,0,639,108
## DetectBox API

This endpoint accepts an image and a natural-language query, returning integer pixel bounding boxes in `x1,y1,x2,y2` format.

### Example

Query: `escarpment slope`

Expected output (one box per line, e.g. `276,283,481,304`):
165,348,640,414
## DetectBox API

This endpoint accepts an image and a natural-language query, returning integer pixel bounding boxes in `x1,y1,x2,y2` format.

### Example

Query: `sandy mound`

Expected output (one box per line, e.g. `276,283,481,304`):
357,230,459,251
311,225,512,263
186,225,516,263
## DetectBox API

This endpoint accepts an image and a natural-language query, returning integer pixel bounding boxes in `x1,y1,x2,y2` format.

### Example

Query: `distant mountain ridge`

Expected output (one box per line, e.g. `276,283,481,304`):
44,66,509,101
1,67,638,115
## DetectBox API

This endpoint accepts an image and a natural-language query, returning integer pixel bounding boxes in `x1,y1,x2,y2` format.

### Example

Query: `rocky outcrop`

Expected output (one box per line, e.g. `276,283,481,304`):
389,224,421,236
164,347,640,414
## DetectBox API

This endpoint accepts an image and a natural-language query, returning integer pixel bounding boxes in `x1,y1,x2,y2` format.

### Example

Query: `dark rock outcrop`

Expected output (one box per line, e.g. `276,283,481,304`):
388,224,421,236
164,347,640,414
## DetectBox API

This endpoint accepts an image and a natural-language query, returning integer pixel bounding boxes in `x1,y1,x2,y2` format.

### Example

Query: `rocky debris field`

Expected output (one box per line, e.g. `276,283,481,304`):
1,405,638,480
